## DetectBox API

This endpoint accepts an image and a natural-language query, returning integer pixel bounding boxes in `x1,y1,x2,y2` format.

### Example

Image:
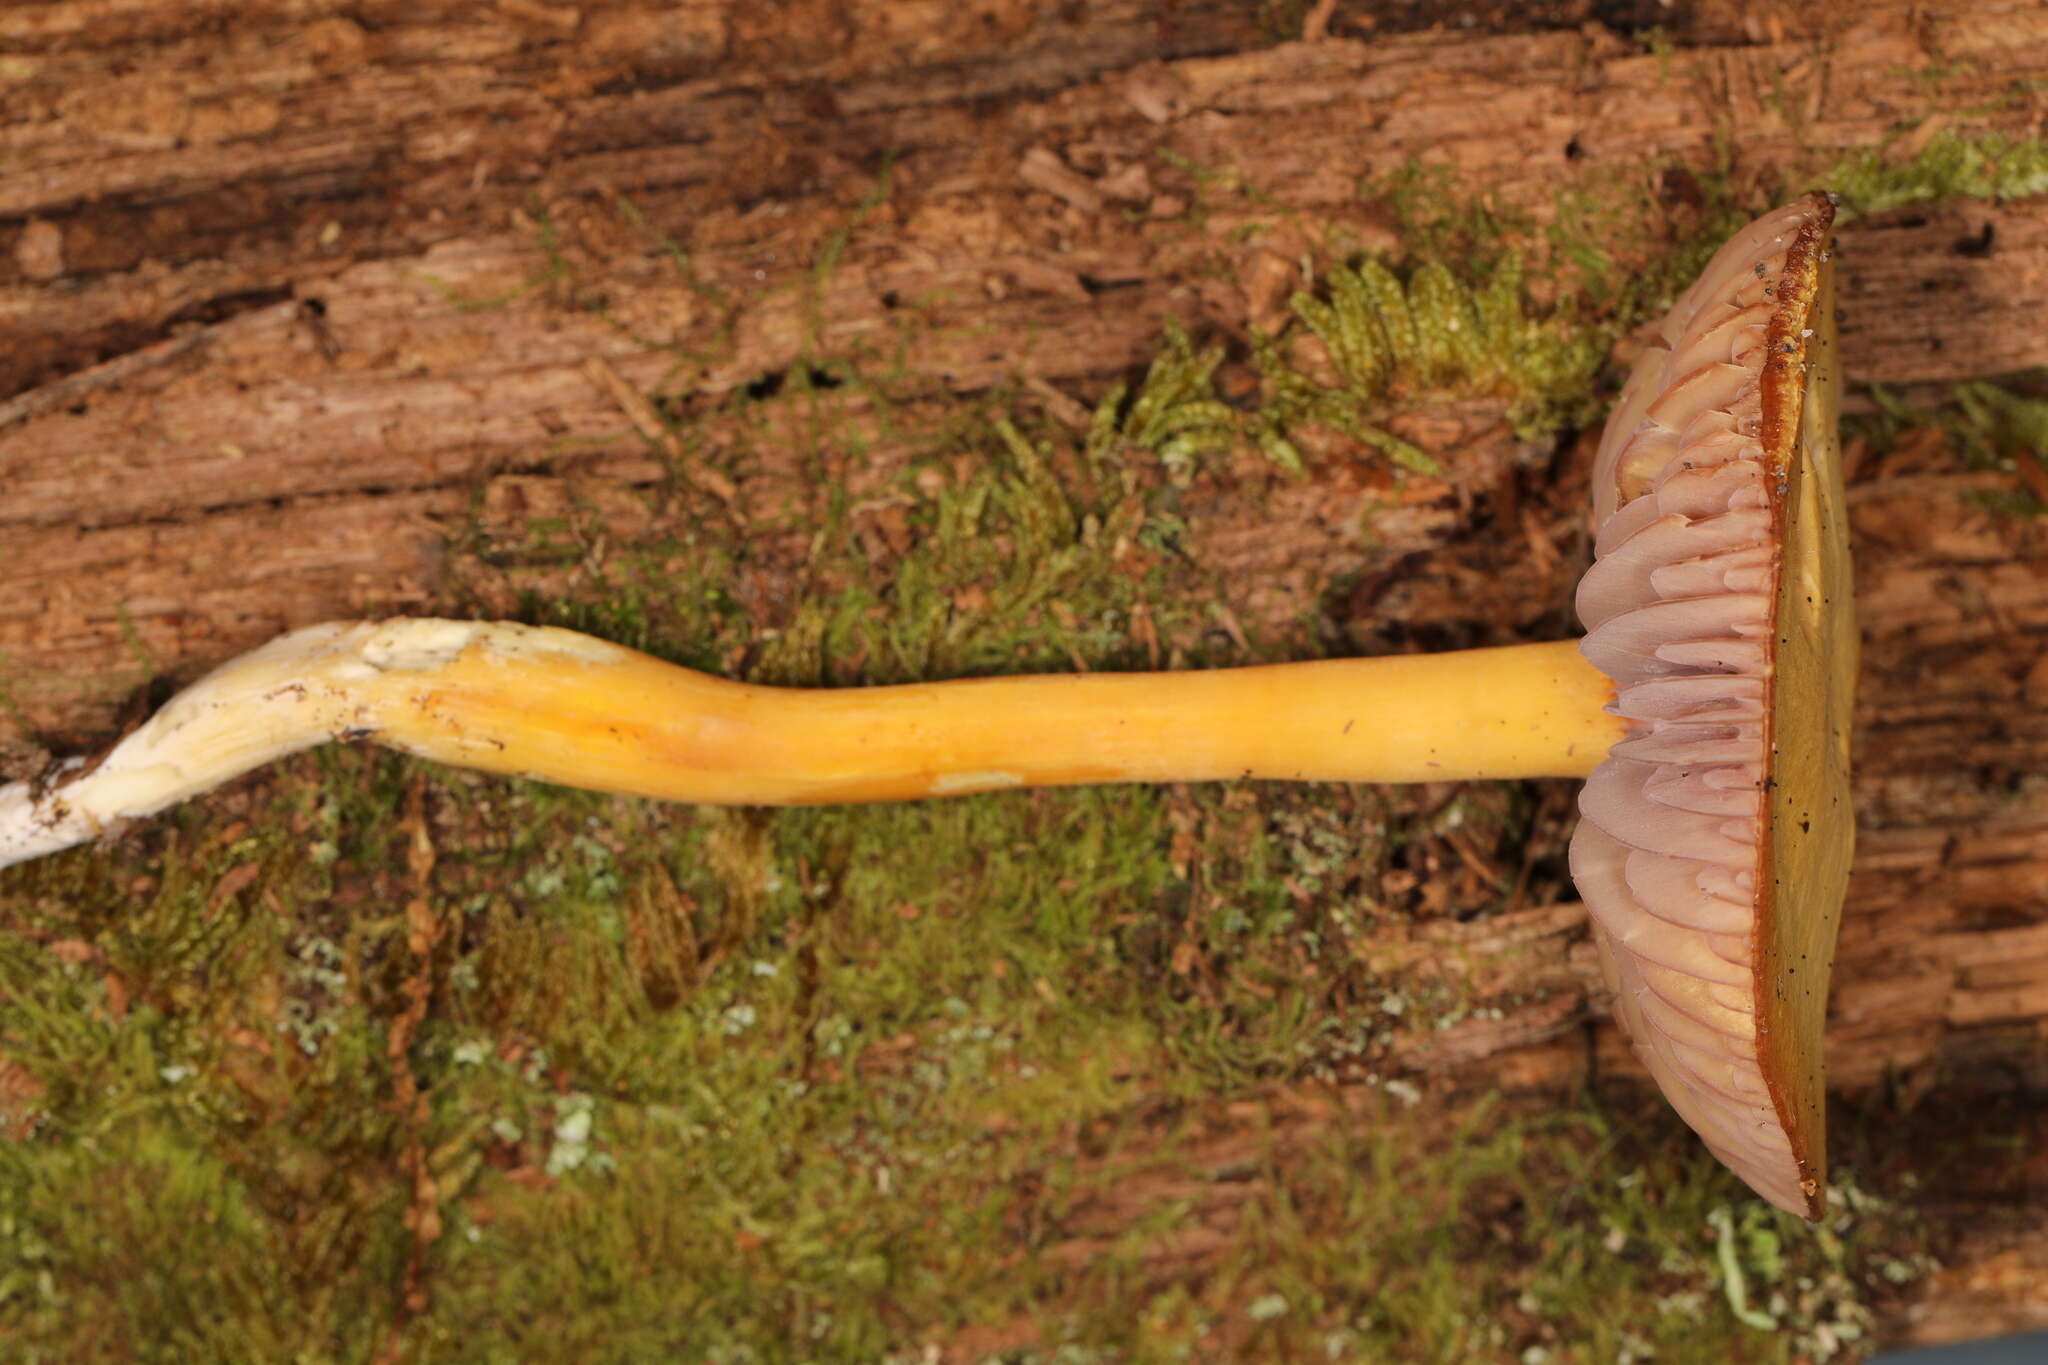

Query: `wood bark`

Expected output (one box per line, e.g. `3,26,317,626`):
3,0,2047,1347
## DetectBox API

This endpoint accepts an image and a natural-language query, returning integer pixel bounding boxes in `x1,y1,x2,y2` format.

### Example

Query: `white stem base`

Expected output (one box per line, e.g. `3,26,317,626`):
0,620,538,871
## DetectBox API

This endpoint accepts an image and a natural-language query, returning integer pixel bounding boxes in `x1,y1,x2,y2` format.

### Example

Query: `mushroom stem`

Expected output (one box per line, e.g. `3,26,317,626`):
0,618,1624,870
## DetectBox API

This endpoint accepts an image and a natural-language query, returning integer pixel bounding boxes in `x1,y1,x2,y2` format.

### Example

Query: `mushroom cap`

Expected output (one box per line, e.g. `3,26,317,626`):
1572,192,1855,1219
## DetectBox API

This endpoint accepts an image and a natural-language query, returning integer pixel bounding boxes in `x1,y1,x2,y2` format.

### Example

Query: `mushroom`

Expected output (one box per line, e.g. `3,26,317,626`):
0,194,1851,1218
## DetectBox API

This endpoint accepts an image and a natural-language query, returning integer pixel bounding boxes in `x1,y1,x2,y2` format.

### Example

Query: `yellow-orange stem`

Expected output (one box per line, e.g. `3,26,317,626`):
381,630,1625,803
1,622,1628,871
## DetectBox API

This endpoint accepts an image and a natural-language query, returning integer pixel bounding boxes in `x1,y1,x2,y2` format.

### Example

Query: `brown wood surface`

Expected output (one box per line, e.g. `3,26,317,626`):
3,0,2046,1348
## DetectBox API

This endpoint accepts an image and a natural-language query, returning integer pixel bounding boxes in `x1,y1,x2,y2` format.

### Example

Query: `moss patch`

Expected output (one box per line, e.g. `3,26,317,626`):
0,770,1932,1362
1827,129,2048,218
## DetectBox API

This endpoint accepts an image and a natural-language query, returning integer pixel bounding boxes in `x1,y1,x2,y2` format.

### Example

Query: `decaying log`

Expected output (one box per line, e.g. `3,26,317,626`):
3,0,2046,1347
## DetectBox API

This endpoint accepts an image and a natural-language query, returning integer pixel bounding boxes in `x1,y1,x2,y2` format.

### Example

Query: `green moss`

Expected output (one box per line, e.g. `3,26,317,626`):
1082,245,1608,487
1258,249,1604,453
0,822,414,1362
1090,319,1247,480
1827,129,2048,216
0,819,1937,1362
6,750,1930,1360
1013,1101,1927,1365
